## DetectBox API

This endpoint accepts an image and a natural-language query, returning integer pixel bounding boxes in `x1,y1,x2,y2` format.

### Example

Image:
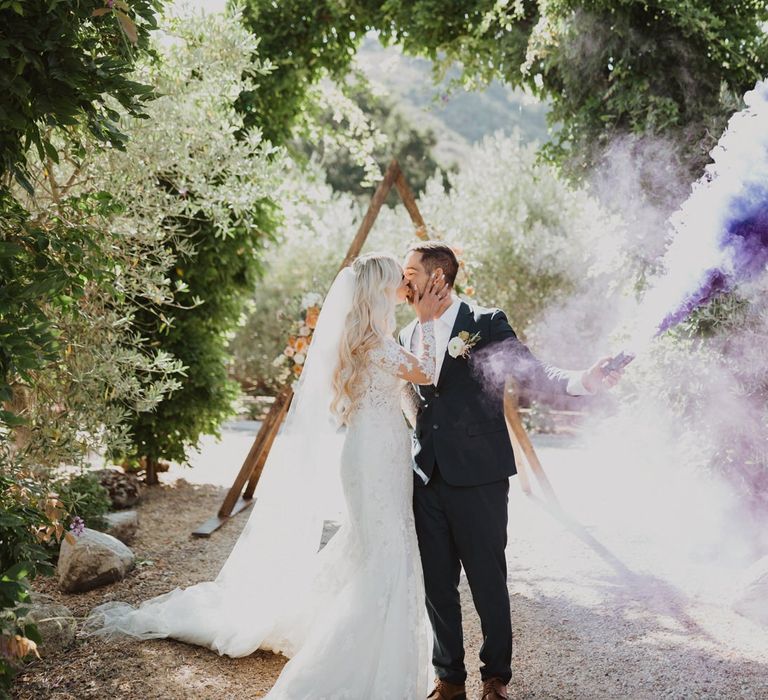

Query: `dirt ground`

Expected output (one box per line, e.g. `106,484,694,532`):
14,481,288,699
12,431,768,700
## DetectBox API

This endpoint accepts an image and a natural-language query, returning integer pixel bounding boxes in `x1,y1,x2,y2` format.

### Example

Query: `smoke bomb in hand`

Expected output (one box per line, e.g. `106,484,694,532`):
601,351,636,374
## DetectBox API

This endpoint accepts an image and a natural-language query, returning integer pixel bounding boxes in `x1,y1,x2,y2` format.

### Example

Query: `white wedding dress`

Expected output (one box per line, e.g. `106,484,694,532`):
264,331,435,699
85,268,434,699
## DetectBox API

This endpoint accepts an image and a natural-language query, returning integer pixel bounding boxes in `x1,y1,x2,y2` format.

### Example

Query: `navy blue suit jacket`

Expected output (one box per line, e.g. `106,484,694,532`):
399,301,573,486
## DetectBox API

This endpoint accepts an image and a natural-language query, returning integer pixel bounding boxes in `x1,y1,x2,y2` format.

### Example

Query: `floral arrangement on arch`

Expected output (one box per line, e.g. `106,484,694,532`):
273,292,323,382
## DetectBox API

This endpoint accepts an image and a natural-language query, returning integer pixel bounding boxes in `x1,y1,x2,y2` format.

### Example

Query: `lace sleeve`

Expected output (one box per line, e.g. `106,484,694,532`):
371,320,436,385
401,383,420,427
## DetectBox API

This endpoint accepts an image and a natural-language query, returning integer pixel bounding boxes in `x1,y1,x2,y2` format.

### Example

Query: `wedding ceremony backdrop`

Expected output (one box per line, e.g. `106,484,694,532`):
193,158,559,536
2,0,768,696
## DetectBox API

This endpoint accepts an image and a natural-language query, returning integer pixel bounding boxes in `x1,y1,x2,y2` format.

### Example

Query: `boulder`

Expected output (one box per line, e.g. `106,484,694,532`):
58,528,135,593
96,468,142,508
102,510,139,544
732,555,768,625
16,593,76,653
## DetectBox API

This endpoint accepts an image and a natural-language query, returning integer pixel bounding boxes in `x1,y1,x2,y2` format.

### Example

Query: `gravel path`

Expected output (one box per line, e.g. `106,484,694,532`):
13,430,768,699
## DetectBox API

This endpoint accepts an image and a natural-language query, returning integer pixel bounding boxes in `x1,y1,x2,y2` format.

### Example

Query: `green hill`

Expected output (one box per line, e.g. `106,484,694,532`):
355,35,552,168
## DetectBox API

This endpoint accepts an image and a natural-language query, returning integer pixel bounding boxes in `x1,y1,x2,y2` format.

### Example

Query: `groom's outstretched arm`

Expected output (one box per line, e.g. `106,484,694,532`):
489,309,589,397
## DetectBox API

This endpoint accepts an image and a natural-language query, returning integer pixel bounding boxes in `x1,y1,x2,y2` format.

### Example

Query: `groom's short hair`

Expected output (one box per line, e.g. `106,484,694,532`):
408,241,459,287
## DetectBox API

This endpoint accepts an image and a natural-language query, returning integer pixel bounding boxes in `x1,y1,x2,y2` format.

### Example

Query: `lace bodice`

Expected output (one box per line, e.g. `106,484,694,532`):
351,320,436,419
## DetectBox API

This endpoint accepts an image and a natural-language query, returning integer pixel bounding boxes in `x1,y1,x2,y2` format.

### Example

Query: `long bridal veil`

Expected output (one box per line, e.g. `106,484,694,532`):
85,267,356,658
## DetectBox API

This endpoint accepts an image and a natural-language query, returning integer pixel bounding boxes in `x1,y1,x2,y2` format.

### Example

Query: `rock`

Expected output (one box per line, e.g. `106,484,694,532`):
16,594,76,653
96,468,141,508
102,510,139,544
58,528,135,593
732,555,768,624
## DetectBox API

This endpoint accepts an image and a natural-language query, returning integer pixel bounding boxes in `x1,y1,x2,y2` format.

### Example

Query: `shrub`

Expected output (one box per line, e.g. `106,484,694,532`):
0,462,74,691
51,473,111,533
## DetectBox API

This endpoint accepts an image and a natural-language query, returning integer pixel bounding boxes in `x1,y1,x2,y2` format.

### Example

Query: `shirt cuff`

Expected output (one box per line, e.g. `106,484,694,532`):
566,370,593,396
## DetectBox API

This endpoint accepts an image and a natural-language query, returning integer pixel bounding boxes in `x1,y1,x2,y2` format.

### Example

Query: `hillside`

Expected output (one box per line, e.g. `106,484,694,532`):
354,34,552,168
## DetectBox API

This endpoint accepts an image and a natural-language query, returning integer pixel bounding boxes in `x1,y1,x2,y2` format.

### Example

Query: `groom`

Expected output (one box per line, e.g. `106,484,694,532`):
399,241,621,700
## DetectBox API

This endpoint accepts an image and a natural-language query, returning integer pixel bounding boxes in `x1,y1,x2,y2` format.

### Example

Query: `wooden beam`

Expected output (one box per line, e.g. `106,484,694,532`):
219,391,285,513
192,391,290,536
243,386,293,498
338,159,400,270
192,496,254,538
194,158,430,536
503,377,560,506
504,386,532,497
394,170,428,238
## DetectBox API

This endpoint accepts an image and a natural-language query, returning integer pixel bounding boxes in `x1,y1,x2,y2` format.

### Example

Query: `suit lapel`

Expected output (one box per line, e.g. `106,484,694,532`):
436,302,475,388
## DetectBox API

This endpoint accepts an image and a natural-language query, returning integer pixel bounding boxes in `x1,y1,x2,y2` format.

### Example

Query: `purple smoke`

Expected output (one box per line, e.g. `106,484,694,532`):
470,339,596,411
636,78,768,340
656,199,768,335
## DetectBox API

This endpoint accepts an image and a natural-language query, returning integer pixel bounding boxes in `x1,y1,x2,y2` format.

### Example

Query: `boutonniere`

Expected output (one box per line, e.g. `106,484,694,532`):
447,330,481,359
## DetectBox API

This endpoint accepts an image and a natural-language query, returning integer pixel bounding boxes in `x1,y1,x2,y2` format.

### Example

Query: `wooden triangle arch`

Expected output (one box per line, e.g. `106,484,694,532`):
192,159,555,536
192,159,426,536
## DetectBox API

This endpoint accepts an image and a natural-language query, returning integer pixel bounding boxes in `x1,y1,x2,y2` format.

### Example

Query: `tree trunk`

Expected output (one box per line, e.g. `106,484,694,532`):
144,456,159,485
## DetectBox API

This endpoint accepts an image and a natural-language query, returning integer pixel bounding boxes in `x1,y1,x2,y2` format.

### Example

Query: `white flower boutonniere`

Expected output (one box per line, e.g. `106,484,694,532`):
447,330,481,359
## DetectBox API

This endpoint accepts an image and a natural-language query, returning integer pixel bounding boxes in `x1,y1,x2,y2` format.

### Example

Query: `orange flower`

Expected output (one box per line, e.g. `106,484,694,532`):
305,306,320,329
294,336,309,354
292,364,303,376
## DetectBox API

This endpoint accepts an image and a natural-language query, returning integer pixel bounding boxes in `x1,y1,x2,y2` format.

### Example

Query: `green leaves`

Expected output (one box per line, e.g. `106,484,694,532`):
237,0,365,147
0,191,106,430
116,10,140,44
516,0,768,172
241,0,767,174
51,473,111,531
0,0,160,187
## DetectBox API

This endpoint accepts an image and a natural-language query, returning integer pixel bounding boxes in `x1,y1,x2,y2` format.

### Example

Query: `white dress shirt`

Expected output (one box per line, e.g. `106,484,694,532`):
410,296,462,384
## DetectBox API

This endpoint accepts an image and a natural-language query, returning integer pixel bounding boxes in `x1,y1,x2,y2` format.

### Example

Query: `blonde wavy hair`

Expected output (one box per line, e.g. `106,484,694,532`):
331,252,402,424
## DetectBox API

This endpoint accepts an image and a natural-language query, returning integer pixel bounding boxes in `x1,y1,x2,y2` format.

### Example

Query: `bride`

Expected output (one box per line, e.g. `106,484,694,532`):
86,252,452,698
